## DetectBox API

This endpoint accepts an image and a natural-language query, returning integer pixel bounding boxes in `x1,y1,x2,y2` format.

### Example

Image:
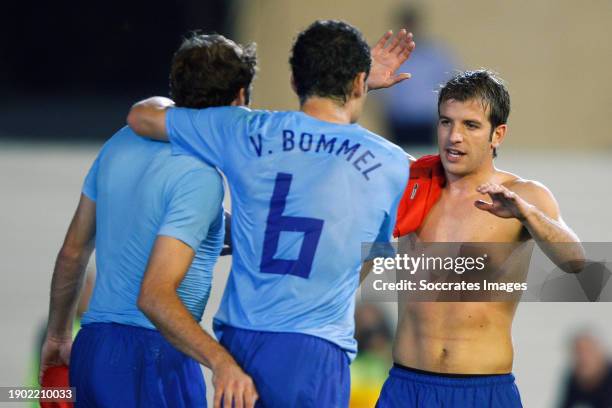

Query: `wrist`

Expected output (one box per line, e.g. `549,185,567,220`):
366,79,380,92
45,332,72,343
519,204,538,223
209,351,236,372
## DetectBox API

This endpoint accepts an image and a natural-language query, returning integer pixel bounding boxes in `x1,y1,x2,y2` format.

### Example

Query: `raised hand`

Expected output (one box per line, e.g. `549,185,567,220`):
367,29,416,90
474,182,533,220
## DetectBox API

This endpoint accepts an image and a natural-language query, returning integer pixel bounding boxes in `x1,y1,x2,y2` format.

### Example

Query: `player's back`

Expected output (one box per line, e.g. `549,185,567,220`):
81,126,224,329
167,107,409,359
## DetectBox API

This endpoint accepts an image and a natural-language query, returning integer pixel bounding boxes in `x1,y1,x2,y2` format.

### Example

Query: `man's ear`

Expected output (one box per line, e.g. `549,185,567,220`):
352,72,367,99
491,124,507,151
231,88,247,106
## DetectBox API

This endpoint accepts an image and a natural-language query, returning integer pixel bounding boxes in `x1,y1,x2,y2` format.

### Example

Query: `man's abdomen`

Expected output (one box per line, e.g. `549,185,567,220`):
393,302,516,374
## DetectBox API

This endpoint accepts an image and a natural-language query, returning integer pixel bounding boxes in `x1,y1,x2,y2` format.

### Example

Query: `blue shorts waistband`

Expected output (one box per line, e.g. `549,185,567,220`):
221,325,344,349
81,322,160,336
390,363,516,387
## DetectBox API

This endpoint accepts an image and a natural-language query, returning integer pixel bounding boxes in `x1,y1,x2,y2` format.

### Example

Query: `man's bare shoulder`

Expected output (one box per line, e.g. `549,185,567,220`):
496,170,560,216
497,171,552,198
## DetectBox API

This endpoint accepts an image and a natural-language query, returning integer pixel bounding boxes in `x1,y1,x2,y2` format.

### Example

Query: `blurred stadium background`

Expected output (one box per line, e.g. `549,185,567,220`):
1,0,610,407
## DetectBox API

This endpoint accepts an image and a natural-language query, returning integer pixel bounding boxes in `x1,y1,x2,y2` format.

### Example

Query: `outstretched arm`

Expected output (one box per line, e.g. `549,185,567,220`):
138,236,257,408
475,181,585,273
41,194,96,381
367,29,416,90
127,96,174,141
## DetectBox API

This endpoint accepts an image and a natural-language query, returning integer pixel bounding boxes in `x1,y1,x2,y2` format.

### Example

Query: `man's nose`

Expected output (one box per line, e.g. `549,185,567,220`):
449,125,463,143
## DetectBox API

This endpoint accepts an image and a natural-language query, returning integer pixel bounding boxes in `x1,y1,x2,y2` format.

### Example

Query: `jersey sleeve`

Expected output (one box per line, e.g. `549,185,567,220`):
374,200,399,244
367,152,410,259
205,208,225,255
190,206,225,268
81,154,100,201
365,195,402,260
166,106,251,171
157,168,225,252
378,151,410,243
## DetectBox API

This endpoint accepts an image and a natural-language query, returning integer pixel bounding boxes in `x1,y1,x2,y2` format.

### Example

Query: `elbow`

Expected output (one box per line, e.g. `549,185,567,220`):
127,106,147,136
58,245,86,264
136,284,158,317
561,258,586,274
137,290,154,316
137,284,170,320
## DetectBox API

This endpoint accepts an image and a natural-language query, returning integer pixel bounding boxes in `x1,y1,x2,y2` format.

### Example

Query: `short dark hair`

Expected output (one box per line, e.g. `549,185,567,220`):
289,20,371,105
170,32,257,108
438,70,510,157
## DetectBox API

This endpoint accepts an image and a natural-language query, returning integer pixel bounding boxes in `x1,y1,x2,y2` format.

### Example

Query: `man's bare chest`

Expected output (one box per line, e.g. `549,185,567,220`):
416,194,523,243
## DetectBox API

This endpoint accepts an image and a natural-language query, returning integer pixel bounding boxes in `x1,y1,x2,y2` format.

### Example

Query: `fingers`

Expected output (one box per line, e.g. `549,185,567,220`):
245,387,259,408
477,182,505,194
477,182,517,201
387,29,406,54
393,31,415,58
474,199,495,212
402,33,416,57
396,31,414,55
237,379,258,408
234,388,244,408
213,387,222,408
391,73,412,85
477,182,499,194
373,30,393,51
214,376,259,408
223,387,233,408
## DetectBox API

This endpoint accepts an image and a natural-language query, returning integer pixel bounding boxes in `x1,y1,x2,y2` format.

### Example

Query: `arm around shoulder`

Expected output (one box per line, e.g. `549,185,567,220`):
127,96,174,141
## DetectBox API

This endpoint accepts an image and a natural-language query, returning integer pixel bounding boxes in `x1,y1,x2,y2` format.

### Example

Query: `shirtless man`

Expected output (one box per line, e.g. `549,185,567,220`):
375,70,584,407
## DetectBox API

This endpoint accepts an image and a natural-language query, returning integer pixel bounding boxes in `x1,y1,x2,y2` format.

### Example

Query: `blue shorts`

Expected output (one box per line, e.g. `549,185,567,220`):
70,323,206,408
376,364,523,408
219,326,350,408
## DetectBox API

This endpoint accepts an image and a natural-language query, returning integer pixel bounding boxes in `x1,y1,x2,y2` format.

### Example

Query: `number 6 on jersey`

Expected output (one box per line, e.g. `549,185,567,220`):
260,173,324,279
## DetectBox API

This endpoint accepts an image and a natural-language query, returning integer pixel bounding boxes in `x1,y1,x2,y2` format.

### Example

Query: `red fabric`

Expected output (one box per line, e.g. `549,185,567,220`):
393,155,446,237
40,366,73,408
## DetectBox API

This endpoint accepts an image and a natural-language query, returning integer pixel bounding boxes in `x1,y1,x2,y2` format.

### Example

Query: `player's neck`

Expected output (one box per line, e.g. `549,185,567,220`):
445,163,497,194
300,97,353,124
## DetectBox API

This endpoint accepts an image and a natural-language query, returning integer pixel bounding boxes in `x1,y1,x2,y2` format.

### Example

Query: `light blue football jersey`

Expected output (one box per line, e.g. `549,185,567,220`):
166,107,409,359
81,127,224,329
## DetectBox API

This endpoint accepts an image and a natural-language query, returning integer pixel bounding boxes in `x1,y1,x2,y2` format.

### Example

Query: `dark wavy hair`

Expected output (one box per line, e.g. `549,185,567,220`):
170,32,257,108
438,70,510,158
290,20,371,105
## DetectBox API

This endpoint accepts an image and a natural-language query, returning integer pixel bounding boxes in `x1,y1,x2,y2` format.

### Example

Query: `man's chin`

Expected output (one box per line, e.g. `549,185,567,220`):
441,160,471,177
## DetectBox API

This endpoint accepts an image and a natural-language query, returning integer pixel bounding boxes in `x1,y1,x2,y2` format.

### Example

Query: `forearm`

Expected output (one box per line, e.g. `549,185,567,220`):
360,260,373,284
522,207,585,272
46,248,92,338
139,290,235,370
127,96,174,141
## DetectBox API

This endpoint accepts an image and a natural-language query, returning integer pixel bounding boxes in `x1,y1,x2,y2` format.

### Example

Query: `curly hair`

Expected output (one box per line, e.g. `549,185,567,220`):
170,32,257,108
289,20,371,105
